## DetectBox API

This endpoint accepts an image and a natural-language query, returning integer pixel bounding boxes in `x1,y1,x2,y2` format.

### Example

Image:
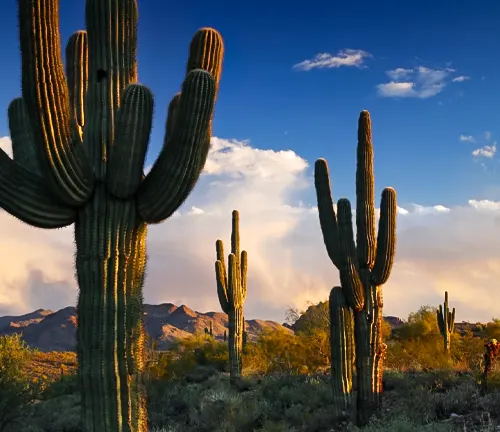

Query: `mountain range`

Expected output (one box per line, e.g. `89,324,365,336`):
0,304,482,352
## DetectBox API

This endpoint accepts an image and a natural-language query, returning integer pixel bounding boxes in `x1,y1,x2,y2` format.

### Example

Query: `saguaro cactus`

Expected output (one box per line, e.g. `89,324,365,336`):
1,1,224,431
215,210,248,382
329,286,355,419
314,110,397,426
437,291,455,352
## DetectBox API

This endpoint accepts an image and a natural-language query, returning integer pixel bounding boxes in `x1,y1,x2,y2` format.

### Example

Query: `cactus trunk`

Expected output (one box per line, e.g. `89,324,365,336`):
353,280,385,425
228,307,244,379
76,186,147,431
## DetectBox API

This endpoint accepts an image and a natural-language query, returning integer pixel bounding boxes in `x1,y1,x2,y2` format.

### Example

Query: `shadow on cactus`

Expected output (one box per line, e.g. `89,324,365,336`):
0,1,224,431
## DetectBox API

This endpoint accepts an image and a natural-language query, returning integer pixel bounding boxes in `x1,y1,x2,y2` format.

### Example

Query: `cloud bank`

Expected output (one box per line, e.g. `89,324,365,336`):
0,137,499,323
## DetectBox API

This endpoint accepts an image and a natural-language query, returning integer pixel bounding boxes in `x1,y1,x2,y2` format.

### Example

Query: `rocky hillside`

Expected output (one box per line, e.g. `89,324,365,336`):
0,303,291,352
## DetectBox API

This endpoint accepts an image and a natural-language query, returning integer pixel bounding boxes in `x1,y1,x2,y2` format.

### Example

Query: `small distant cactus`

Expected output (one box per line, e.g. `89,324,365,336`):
437,291,455,352
215,210,248,382
314,111,397,426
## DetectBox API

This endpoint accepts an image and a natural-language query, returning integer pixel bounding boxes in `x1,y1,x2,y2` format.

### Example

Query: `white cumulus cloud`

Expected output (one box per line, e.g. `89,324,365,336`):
293,49,371,71
0,137,500,323
377,66,466,99
472,142,497,159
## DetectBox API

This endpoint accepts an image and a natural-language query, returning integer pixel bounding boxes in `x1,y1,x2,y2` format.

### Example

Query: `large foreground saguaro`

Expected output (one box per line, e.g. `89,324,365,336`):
1,1,224,430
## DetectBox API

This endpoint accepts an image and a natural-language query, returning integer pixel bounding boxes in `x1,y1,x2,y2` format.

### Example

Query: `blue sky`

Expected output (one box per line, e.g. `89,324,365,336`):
1,1,500,321
1,0,499,208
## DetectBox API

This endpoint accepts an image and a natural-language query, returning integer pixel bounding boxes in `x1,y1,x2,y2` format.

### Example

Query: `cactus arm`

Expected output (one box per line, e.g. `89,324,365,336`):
163,94,181,147
65,31,88,143
18,0,94,206
450,308,456,332
231,210,240,256
215,260,230,313
314,159,340,268
107,84,154,198
337,199,364,311
329,285,354,417
8,98,40,175
137,70,215,223
0,151,76,228
371,188,397,285
240,250,248,300
186,28,224,139
355,111,377,269
437,305,444,333
84,0,138,181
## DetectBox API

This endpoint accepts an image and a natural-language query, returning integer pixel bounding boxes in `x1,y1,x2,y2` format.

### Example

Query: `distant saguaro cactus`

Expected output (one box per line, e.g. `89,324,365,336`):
1,0,224,430
215,210,248,382
314,111,397,426
437,291,455,352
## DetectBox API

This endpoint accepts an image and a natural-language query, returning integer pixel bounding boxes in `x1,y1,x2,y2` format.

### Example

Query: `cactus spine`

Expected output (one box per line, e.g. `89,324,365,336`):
2,1,224,431
215,210,248,382
437,291,455,352
329,286,355,418
314,111,397,426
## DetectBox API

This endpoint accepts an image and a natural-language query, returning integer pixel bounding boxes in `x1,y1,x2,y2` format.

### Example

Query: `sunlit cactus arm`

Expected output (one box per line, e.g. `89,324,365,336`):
8,98,40,175
107,84,154,198
314,159,340,268
240,250,248,298
137,29,223,224
18,0,94,206
371,188,397,285
337,199,364,311
137,70,216,223
355,110,377,268
330,286,354,418
65,31,88,143
186,28,224,139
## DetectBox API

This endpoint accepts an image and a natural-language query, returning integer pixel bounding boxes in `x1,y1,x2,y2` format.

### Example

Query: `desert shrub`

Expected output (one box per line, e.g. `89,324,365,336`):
150,334,229,381
244,328,329,375
0,333,42,431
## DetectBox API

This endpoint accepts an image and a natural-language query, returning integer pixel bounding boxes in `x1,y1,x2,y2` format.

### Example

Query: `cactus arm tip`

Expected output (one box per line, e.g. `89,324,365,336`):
372,187,397,285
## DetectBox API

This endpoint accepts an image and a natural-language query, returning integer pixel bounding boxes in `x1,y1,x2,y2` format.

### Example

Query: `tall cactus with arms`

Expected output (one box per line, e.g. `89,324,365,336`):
215,210,248,382
437,291,455,352
314,110,397,426
1,1,224,431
